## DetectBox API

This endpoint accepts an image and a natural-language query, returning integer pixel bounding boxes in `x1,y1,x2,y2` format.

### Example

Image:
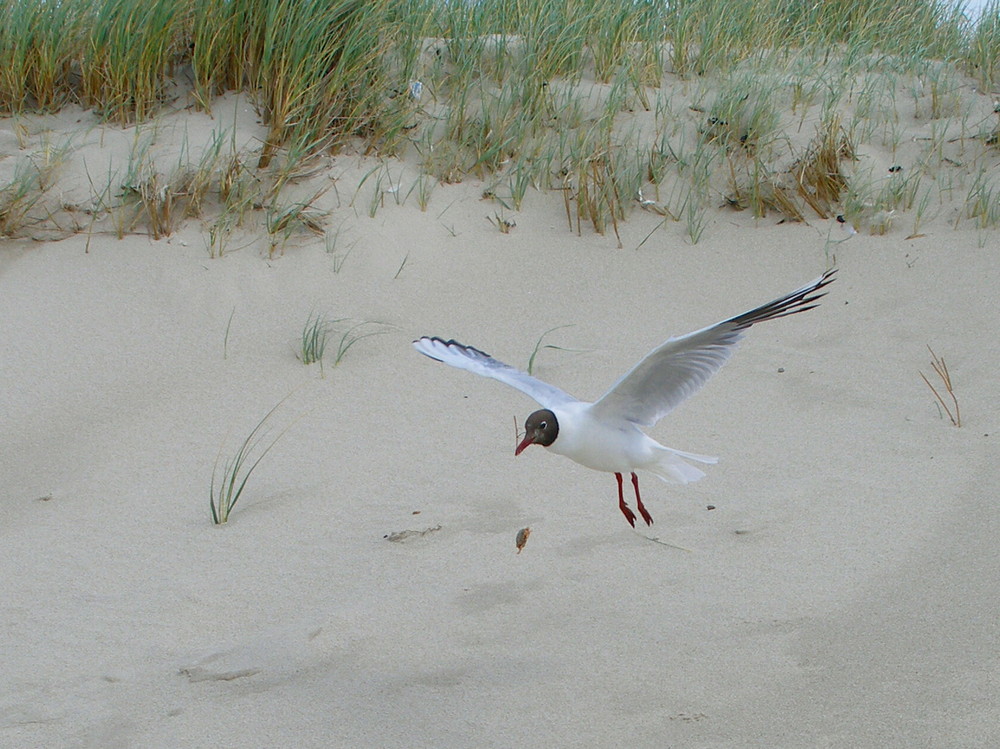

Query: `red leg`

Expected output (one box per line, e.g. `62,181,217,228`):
616,472,636,527
632,472,653,526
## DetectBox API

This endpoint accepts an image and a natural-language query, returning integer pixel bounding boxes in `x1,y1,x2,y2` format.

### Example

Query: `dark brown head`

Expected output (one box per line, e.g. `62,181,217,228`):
515,409,559,455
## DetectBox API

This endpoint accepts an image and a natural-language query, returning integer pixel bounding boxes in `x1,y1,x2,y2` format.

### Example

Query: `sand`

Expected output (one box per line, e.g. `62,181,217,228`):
2,72,999,748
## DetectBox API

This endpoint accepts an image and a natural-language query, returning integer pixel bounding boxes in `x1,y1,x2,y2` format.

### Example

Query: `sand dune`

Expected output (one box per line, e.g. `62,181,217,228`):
2,58,999,748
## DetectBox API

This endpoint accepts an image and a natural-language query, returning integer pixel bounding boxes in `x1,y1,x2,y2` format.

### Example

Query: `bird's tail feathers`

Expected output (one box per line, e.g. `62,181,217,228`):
645,446,718,485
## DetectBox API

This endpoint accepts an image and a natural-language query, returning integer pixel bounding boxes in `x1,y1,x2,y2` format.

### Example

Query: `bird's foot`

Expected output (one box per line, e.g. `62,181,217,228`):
618,499,637,528
631,472,654,526
615,472,637,527
635,500,654,526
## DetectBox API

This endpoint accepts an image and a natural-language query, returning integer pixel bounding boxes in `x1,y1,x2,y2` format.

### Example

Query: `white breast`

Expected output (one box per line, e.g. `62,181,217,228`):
545,402,662,474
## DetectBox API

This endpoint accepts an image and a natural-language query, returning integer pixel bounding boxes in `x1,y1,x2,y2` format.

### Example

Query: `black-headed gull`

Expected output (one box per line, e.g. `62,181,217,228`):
414,269,835,527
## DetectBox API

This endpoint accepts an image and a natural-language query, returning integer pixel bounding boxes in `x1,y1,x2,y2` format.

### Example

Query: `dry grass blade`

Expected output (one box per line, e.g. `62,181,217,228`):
486,210,516,234
567,150,626,247
793,114,852,219
725,156,804,221
919,345,960,427
0,161,43,236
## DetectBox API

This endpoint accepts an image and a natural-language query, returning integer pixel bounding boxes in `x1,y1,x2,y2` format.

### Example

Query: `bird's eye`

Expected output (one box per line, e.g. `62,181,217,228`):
539,421,547,429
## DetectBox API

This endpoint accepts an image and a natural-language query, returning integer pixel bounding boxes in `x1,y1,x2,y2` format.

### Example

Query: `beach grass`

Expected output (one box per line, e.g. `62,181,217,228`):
0,158,44,236
332,322,389,366
265,189,327,256
3,1,994,125
210,397,296,524
526,324,577,376
300,311,332,372
2,0,999,244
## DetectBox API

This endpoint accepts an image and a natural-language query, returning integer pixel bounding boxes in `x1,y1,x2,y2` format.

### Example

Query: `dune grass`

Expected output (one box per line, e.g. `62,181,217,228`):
332,322,389,366
265,190,327,256
300,311,331,373
526,324,580,376
210,397,296,524
2,0,1000,244
0,0,84,113
2,0,994,125
0,159,44,236
80,0,183,123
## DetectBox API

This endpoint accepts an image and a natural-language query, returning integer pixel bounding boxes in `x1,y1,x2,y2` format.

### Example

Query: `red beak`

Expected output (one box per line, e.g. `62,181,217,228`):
515,434,534,456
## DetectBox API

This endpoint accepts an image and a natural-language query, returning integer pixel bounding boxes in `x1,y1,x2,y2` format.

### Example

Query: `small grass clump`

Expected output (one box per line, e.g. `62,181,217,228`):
704,76,782,156
300,312,331,372
961,167,1000,231
265,191,327,256
0,160,44,236
843,165,924,235
793,114,854,219
114,128,235,240
210,398,295,524
724,157,804,222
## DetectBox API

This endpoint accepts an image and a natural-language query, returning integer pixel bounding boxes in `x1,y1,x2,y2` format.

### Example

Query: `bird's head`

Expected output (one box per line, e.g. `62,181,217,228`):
515,409,559,455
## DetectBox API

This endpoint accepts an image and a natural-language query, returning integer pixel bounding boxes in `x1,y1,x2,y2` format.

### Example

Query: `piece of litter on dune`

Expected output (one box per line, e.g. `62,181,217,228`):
384,524,442,542
515,527,531,553
409,80,423,100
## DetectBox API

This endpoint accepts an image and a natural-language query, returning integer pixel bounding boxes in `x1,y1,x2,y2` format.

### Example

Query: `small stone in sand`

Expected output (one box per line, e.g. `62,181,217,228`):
515,527,531,554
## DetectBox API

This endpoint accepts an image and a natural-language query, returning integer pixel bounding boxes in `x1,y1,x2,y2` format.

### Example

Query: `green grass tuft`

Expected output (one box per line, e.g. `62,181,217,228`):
300,312,332,372
210,397,296,525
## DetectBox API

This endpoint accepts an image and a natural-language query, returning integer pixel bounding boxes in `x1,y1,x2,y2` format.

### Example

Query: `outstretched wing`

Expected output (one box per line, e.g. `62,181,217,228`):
413,336,578,409
590,269,836,426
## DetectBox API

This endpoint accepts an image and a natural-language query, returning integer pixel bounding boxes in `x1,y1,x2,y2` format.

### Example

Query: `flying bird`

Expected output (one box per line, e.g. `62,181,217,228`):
413,269,835,527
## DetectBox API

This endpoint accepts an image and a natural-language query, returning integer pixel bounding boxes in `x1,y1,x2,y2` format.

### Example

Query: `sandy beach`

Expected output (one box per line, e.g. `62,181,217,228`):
3,31,1000,748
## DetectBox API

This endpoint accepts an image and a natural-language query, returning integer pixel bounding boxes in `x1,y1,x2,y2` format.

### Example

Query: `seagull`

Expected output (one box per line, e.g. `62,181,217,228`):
413,269,835,527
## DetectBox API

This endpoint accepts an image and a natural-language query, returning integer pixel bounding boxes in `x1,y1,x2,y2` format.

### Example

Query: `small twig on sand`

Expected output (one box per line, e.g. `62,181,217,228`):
640,534,693,552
